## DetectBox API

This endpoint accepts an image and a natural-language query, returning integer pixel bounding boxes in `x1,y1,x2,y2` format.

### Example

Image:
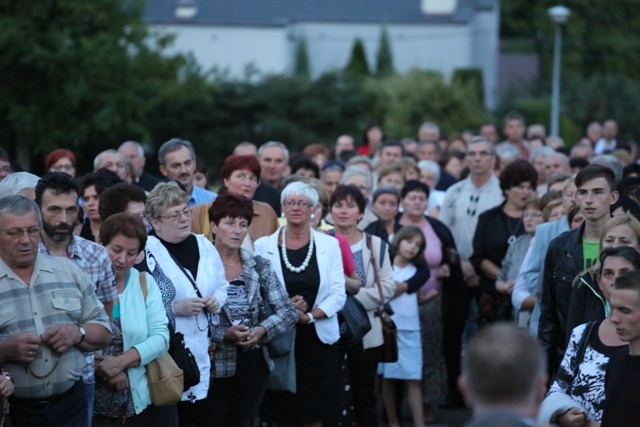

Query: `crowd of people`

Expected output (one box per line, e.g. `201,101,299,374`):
0,113,639,427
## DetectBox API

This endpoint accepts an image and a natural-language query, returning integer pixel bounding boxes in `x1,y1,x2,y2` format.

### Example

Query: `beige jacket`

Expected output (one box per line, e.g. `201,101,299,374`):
357,234,396,349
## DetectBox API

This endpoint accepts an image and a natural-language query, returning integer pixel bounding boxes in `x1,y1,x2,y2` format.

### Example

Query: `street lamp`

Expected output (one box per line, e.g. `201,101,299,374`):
548,5,570,137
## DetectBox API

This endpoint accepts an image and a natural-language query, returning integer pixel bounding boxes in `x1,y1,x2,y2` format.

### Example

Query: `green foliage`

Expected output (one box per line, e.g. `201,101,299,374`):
0,0,184,171
363,70,487,139
501,0,640,83
375,27,395,77
345,38,370,77
452,68,485,105
293,36,310,79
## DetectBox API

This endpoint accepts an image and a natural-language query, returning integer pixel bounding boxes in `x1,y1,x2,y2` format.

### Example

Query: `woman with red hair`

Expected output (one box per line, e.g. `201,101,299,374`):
45,149,77,176
191,155,279,251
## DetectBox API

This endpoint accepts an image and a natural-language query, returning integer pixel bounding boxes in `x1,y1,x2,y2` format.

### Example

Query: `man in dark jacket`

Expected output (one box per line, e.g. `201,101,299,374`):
538,164,618,378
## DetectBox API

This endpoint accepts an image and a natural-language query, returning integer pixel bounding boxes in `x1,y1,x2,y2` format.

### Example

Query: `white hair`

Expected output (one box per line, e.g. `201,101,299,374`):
417,160,441,182
340,166,373,191
280,181,319,207
0,172,40,199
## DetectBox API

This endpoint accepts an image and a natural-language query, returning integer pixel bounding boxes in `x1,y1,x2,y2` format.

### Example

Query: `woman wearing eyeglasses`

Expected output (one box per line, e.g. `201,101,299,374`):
139,182,229,426
255,182,346,427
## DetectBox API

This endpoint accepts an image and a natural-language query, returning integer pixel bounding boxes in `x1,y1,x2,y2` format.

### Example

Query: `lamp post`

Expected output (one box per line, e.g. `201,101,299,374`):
548,5,570,137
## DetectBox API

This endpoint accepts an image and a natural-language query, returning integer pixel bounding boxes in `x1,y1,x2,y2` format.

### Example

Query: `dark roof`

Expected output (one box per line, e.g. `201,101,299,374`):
144,0,495,27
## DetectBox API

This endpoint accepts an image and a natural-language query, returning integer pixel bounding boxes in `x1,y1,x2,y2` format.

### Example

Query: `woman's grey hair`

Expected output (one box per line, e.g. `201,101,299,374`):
145,181,190,219
281,182,319,207
591,154,623,184
528,146,556,163
345,156,374,171
0,172,40,199
417,160,441,182
340,166,374,191
496,143,520,163
0,195,42,226
372,186,401,203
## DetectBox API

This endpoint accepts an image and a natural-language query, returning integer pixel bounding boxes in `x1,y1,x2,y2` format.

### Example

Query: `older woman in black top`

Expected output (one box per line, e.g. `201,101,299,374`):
470,159,538,325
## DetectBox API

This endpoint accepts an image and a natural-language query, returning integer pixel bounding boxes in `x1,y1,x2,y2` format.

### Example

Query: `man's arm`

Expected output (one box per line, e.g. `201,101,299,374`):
42,323,111,354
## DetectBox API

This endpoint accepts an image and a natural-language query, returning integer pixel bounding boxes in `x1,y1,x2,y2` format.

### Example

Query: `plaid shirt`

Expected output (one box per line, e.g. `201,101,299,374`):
0,254,111,398
39,235,116,383
212,249,297,378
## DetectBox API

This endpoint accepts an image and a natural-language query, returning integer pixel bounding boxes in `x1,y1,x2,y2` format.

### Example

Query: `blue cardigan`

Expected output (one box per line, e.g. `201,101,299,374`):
119,269,169,414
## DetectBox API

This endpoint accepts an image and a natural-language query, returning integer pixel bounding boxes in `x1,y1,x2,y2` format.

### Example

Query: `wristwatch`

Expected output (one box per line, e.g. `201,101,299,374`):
307,312,316,324
77,324,86,344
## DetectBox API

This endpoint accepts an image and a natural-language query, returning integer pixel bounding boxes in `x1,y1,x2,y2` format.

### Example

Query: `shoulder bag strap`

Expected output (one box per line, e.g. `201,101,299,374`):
166,250,204,299
366,234,385,316
166,249,213,337
139,271,148,301
567,320,598,395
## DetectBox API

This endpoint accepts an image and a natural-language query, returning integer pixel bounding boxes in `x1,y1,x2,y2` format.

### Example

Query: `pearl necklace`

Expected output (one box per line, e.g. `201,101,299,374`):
281,226,314,273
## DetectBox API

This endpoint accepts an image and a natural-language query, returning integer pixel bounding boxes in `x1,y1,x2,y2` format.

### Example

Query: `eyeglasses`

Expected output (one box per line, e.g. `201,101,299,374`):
158,207,192,222
0,167,11,174
283,200,313,208
0,227,41,239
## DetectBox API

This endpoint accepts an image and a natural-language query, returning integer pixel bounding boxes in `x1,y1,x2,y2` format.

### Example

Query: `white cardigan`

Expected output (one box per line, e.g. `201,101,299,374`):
145,234,229,401
254,227,346,344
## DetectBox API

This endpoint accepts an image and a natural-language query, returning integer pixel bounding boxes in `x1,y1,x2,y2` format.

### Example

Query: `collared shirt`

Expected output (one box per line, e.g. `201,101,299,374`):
39,236,117,304
38,235,116,383
0,254,111,398
189,185,217,207
439,174,504,260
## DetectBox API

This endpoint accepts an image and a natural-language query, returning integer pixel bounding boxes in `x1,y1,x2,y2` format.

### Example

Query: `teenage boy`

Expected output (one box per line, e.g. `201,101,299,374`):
602,270,640,425
538,164,619,378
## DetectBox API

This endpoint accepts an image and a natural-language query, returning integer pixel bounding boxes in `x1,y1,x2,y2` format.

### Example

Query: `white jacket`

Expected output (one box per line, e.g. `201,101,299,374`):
255,227,346,344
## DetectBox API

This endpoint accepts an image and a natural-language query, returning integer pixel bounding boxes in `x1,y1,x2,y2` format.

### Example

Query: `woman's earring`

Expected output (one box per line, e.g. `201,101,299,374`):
281,212,285,218
310,213,316,220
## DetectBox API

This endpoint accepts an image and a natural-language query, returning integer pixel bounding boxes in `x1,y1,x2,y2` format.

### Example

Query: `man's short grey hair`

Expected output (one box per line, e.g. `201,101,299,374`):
94,149,119,170
417,160,441,182
0,195,42,226
158,138,196,166
591,154,623,184
496,143,520,162
529,146,556,163
0,172,40,199
418,121,441,140
345,155,373,171
119,141,144,157
258,141,289,162
468,136,495,154
280,181,319,207
548,152,570,166
462,322,545,408
340,166,373,191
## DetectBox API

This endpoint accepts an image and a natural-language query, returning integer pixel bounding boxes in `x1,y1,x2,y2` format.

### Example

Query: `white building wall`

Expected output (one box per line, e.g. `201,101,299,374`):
469,6,500,108
294,22,471,80
151,25,289,77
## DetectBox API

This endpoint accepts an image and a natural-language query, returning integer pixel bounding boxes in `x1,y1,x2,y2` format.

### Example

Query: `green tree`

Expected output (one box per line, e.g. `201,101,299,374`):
0,0,184,171
345,38,370,77
375,27,395,77
293,36,311,79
